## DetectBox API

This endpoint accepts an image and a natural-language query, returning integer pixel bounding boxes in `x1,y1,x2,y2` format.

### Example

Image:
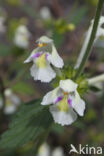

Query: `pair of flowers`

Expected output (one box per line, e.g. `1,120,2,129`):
37,143,64,156
24,36,85,126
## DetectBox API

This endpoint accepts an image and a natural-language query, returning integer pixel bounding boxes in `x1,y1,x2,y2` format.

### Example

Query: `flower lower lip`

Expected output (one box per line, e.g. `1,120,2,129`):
54,96,63,104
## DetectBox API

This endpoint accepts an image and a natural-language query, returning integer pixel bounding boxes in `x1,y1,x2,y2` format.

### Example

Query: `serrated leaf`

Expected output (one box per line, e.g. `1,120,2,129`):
0,99,53,149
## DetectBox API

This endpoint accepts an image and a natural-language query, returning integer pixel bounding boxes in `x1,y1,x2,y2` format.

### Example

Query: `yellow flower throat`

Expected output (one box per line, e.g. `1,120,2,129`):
36,53,47,68
57,95,69,112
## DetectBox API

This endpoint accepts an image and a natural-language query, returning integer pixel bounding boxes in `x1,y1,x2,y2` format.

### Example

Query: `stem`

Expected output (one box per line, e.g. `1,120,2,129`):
74,0,104,80
88,74,104,85
0,76,5,112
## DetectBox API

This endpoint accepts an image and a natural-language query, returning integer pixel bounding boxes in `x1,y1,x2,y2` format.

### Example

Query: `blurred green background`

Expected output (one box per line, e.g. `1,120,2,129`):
0,0,104,156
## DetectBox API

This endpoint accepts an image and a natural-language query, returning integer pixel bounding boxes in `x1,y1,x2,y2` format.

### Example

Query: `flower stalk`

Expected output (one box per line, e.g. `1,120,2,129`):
74,0,104,80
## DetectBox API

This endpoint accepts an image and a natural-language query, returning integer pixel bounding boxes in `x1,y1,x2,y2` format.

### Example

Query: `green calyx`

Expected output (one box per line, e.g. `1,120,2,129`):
52,66,88,96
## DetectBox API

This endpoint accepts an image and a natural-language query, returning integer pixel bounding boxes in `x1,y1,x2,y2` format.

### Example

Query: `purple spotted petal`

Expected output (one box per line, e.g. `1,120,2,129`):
32,52,42,58
54,96,63,104
68,98,72,107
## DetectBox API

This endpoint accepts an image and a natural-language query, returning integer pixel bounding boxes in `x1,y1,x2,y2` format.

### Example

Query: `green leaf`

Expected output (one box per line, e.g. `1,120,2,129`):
0,44,11,56
0,99,53,149
52,32,64,48
84,109,97,122
21,4,40,18
52,123,65,134
12,82,35,95
70,7,88,26
8,19,20,41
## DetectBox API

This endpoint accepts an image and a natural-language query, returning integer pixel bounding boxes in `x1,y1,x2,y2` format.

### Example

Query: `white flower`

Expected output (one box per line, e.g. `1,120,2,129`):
0,89,21,115
0,8,6,33
0,16,6,33
40,6,51,20
76,16,104,68
52,147,64,156
41,79,85,126
14,25,31,49
92,16,104,41
24,36,64,82
37,143,50,156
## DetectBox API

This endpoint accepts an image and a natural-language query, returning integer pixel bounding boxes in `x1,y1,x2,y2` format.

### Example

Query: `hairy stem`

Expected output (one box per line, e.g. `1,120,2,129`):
0,76,5,112
74,0,104,80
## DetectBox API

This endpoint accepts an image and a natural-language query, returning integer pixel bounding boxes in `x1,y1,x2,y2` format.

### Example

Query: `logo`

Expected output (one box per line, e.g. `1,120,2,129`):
69,144,103,155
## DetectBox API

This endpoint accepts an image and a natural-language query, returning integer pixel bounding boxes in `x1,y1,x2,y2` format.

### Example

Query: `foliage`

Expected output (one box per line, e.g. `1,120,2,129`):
0,99,53,149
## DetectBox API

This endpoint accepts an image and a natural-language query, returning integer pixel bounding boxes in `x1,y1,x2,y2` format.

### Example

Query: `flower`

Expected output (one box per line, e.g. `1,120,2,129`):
0,16,6,33
24,36,64,82
40,6,51,20
0,7,6,34
75,16,104,68
41,79,85,126
0,89,21,114
84,16,104,45
93,16,104,46
37,143,64,156
14,25,31,49
37,143,50,156
52,147,64,156
94,16,104,40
